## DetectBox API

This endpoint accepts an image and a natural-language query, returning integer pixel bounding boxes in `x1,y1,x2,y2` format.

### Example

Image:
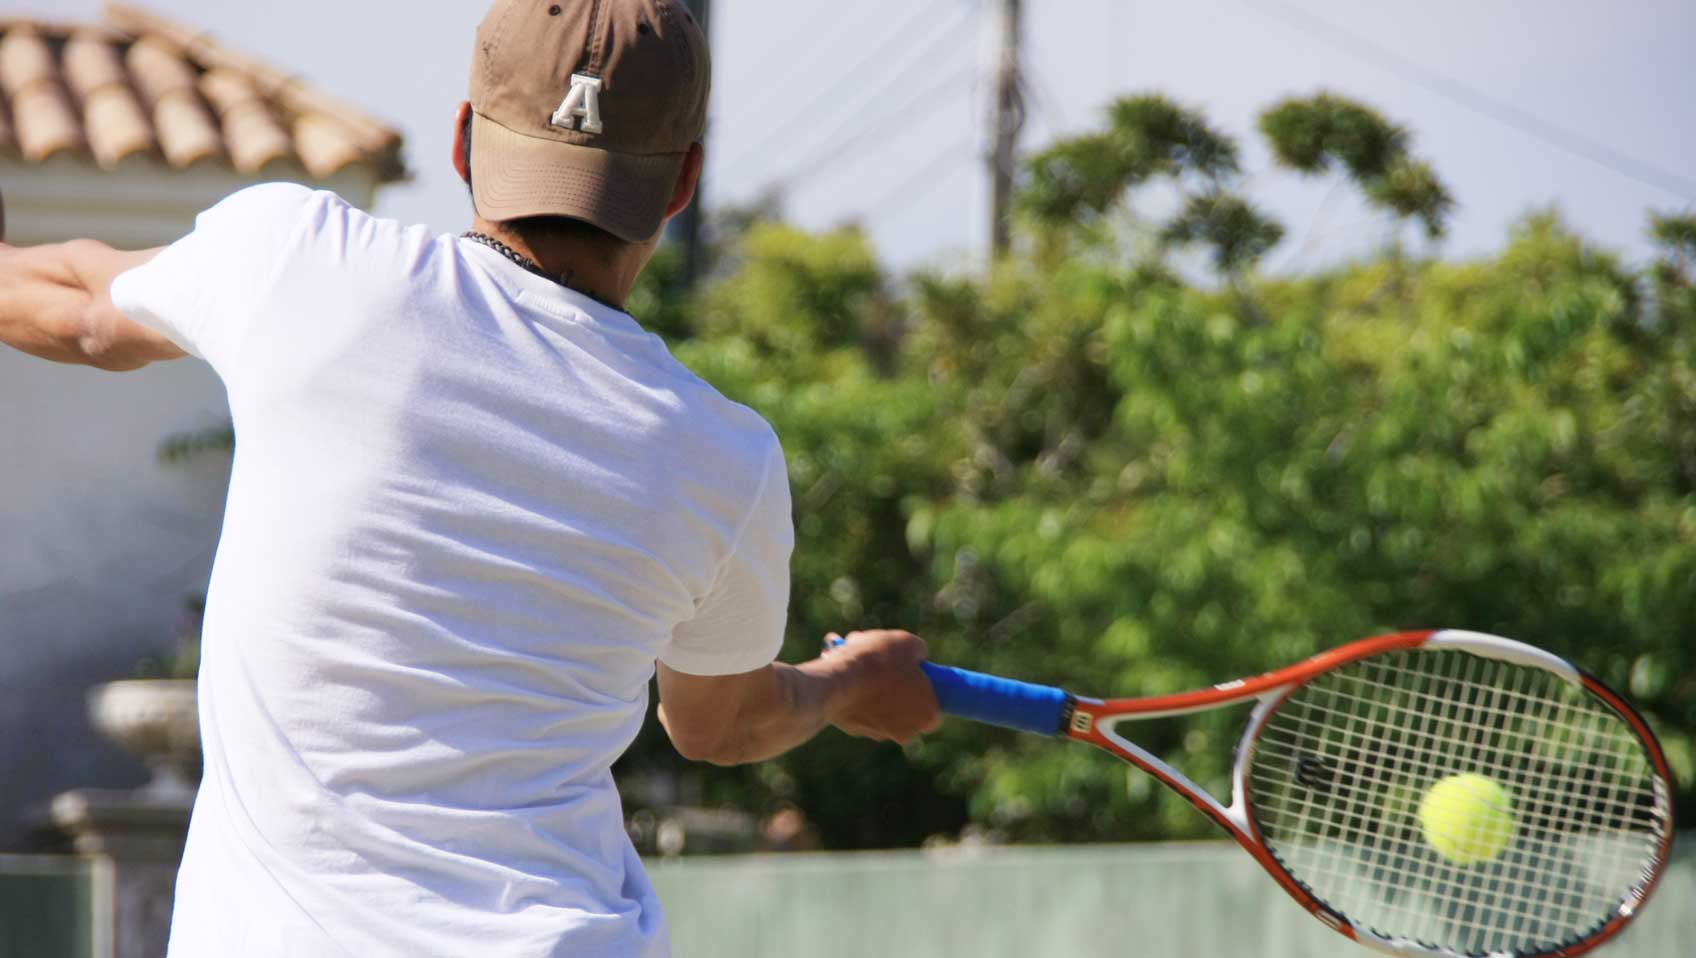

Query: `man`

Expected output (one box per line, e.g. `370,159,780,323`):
0,1,939,954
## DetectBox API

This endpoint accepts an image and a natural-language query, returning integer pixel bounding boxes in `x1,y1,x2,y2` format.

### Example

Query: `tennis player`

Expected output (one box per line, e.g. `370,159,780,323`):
0,1,939,954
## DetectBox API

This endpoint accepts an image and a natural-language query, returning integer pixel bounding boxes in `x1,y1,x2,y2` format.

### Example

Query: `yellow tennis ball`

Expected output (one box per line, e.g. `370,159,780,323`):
1418,772,1517,865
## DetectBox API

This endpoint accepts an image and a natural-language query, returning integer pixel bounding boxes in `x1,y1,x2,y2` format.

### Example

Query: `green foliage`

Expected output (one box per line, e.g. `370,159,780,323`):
615,224,976,847
1260,93,1408,179
1021,93,1281,280
1261,93,1454,238
696,223,889,357
1021,133,1140,229
1021,95,1236,223
1160,193,1286,275
614,100,1694,849
625,242,696,342
1103,95,1242,182
1365,159,1453,240
1648,212,1696,322
913,213,1692,842
157,425,235,464
1649,213,1696,261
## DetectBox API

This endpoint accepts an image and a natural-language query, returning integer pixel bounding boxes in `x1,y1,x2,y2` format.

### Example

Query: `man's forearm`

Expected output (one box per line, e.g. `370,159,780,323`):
0,241,178,369
656,629,940,766
659,659,843,766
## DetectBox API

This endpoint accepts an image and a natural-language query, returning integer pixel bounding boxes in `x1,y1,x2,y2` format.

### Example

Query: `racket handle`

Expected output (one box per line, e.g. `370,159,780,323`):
823,637,1070,736
920,663,1070,737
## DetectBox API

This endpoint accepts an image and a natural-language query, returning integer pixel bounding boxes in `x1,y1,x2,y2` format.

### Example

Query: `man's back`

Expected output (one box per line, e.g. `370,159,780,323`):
112,183,791,957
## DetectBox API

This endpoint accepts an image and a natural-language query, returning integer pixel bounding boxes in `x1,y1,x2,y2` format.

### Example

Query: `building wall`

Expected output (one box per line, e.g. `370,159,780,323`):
0,159,379,845
0,349,231,846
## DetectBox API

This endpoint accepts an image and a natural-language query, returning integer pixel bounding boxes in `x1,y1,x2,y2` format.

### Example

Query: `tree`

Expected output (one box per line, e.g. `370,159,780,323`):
1260,93,1454,240
614,98,1694,849
1021,94,1284,282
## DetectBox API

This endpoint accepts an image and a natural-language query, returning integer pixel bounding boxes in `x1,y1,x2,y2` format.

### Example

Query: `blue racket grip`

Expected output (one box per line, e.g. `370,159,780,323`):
920,663,1071,737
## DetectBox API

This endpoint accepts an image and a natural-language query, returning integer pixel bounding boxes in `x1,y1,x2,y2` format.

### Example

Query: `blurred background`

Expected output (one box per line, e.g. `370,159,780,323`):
0,1,1691,955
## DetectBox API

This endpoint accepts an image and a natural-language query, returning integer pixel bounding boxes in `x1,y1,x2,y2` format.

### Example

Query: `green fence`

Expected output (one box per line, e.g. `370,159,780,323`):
1,842,1688,956
651,840,1695,958
0,856,101,958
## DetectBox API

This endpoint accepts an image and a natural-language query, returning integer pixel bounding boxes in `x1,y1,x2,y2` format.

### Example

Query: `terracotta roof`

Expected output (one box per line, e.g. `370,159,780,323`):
0,3,406,182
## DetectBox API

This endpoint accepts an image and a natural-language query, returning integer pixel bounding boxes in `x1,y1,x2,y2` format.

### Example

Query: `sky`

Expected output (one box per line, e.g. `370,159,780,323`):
20,0,1696,273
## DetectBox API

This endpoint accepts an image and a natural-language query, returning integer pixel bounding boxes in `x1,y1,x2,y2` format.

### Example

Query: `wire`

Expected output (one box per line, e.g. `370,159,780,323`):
860,134,979,226
771,63,978,193
1237,0,1696,202
721,1,977,177
717,1,890,127
756,6,981,193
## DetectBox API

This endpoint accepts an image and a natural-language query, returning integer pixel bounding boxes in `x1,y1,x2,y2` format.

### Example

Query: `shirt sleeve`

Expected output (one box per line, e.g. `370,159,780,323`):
660,437,795,677
109,182,319,371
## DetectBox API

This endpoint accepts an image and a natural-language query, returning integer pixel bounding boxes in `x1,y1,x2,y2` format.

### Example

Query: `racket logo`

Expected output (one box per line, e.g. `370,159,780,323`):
1069,712,1093,735
1293,753,1336,793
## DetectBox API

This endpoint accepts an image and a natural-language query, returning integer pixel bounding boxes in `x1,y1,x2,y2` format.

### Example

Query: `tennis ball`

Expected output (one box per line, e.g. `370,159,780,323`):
1417,772,1516,866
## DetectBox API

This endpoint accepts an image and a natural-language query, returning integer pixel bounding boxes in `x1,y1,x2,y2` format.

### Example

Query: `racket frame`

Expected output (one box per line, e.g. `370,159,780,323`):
1052,629,1675,958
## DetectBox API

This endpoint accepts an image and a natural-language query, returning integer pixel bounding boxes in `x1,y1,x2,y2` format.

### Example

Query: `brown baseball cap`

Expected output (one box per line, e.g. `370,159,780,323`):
468,0,710,242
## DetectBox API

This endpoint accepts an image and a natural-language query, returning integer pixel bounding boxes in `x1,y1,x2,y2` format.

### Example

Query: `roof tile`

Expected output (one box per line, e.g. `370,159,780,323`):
199,67,291,173
126,36,222,167
65,33,154,167
0,28,84,162
0,4,406,182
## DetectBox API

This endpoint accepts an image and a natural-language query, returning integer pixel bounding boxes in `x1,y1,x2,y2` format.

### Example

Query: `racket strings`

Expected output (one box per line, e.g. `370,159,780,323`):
1245,649,1668,957
1256,687,1655,832
1295,654,1655,942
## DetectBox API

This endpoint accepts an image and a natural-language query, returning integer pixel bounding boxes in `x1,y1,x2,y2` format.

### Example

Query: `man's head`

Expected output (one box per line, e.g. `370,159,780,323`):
455,0,710,262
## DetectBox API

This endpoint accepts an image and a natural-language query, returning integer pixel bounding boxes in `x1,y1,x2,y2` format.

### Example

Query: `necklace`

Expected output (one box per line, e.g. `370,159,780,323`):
462,231,617,308
463,231,553,281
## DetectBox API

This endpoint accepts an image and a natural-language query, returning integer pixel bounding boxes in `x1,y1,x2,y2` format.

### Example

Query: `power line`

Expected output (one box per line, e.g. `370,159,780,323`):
1238,0,1696,202
720,1,889,127
722,2,976,177
772,63,979,191
861,134,978,226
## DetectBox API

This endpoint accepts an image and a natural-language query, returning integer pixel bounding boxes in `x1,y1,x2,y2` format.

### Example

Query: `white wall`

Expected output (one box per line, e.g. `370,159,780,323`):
0,157,380,845
0,350,232,842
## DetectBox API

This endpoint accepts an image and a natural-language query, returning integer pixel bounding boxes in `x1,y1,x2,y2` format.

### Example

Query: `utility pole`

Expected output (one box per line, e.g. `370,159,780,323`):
988,0,1025,260
670,0,710,288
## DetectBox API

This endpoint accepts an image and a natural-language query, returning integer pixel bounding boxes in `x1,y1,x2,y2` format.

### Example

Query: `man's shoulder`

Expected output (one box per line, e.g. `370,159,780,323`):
664,365,780,458
629,349,782,482
205,181,331,226
208,183,422,252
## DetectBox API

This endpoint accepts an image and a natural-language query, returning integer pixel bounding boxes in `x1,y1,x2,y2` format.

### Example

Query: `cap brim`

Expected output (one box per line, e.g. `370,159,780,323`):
469,112,685,243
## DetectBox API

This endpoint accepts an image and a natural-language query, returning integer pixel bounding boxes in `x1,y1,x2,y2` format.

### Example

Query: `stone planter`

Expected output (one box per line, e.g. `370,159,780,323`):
49,679,202,958
86,679,201,798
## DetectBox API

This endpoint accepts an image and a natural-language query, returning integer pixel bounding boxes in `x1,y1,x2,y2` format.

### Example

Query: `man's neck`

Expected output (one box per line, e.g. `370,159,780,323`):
468,217,633,311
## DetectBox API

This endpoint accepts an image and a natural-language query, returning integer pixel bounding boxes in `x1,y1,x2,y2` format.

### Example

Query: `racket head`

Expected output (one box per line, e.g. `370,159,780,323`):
1234,631,1675,958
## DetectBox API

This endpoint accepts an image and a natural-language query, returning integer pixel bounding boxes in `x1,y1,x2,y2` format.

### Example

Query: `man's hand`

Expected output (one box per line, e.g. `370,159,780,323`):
819,629,940,745
655,629,940,767
0,240,181,370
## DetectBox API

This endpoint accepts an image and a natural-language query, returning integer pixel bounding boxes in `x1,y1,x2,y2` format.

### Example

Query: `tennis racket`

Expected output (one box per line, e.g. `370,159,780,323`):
909,630,1675,958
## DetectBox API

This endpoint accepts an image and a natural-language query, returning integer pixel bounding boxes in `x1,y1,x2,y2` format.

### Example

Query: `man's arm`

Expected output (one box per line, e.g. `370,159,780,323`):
656,629,940,767
0,241,182,370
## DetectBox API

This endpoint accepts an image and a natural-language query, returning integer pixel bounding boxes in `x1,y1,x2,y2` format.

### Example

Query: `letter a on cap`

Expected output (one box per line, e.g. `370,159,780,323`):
551,73,605,134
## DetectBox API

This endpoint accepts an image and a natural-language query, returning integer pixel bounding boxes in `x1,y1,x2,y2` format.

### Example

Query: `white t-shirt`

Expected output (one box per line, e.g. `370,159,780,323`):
111,184,793,958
